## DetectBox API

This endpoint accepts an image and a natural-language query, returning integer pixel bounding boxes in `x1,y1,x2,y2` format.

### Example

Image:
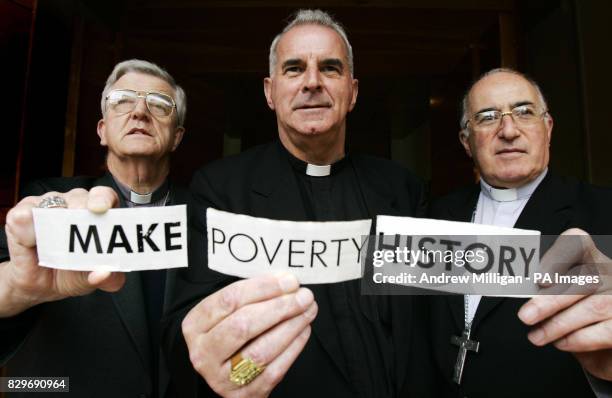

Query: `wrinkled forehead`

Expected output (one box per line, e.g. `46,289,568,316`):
111,72,174,97
275,24,349,65
468,72,541,113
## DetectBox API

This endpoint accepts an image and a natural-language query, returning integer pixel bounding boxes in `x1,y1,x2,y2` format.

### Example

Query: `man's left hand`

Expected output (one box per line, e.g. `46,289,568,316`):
518,228,612,380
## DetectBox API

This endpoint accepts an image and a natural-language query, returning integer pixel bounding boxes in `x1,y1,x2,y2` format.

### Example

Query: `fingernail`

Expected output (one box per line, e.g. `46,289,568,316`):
278,273,299,293
518,304,538,324
296,288,314,308
89,197,109,213
88,270,109,285
528,328,545,345
303,303,318,320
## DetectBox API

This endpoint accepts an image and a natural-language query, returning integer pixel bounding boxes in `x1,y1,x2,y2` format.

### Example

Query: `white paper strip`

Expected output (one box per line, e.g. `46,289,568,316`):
33,205,188,272
377,215,540,236
375,216,541,296
206,208,372,284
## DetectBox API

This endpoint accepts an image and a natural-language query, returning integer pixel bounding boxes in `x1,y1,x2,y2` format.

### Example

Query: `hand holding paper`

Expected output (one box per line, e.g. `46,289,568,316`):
0,187,125,317
518,228,612,380
182,273,317,397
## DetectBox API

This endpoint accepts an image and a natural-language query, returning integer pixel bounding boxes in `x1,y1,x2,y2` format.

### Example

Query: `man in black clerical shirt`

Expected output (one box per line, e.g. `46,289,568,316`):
0,59,188,397
161,9,424,398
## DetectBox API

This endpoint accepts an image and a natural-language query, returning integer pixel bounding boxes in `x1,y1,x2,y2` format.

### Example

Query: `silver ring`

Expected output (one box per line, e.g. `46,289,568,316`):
37,196,68,209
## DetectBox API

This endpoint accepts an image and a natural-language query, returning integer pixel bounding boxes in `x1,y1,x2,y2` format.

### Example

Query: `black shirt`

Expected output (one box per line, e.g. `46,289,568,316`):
284,147,394,398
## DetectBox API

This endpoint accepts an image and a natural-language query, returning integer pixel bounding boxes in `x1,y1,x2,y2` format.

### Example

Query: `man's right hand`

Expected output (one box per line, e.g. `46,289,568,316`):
0,187,126,317
182,273,318,398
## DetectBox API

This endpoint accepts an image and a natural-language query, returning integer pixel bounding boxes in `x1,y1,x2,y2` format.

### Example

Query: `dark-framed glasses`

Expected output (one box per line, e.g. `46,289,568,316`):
105,89,176,118
466,104,548,132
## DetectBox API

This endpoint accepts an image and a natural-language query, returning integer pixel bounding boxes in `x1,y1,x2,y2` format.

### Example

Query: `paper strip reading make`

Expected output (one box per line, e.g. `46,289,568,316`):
206,208,372,284
374,216,542,296
33,205,188,272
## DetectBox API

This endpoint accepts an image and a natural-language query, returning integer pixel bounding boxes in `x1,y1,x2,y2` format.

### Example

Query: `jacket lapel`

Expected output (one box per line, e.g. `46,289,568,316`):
434,184,505,333
250,143,308,221
94,174,153,377
249,142,351,382
350,158,396,219
111,272,152,375
352,158,422,393
446,185,480,223
437,186,480,330
514,173,575,233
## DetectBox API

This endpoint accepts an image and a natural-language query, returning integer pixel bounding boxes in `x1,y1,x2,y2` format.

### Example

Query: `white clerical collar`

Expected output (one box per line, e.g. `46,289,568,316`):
112,175,169,205
306,164,332,177
480,168,548,202
130,190,153,204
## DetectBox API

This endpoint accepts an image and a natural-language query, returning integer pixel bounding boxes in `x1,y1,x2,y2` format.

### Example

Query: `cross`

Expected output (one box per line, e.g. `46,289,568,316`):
450,327,480,384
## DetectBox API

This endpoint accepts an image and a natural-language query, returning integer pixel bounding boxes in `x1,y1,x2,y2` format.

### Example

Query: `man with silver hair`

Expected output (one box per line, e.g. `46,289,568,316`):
162,9,424,398
424,67,612,397
0,59,188,397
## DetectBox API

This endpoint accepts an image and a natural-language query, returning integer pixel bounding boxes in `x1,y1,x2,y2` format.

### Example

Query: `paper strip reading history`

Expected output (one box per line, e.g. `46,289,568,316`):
374,216,541,296
206,208,372,284
33,205,188,272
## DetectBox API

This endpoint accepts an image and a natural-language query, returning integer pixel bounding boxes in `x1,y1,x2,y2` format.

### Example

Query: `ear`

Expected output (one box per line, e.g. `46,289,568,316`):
263,77,275,110
459,129,473,158
171,126,185,152
544,113,554,143
348,78,359,112
97,119,108,146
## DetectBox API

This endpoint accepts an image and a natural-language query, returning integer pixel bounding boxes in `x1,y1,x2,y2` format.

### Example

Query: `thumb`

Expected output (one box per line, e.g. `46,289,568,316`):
88,271,126,292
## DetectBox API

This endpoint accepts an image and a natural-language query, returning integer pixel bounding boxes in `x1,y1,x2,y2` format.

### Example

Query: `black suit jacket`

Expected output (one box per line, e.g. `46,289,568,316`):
0,173,190,398
424,172,612,398
162,141,427,398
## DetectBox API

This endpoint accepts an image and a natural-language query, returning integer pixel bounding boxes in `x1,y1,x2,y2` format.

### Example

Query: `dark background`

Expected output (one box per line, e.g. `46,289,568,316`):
1,0,611,391
1,0,610,224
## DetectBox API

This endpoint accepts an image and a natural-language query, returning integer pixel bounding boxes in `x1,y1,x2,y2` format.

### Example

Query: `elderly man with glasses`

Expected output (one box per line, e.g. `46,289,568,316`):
0,59,188,398
421,68,612,397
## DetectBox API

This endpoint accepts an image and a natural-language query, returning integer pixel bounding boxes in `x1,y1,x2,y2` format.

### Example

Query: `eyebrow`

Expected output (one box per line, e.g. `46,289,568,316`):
280,58,345,72
510,100,535,108
320,58,344,71
474,107,498,114
281,59,304,71
475,101,536,114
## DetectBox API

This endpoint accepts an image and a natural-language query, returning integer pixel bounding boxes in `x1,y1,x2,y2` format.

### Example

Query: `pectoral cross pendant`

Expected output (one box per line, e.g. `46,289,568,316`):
450,326,480,384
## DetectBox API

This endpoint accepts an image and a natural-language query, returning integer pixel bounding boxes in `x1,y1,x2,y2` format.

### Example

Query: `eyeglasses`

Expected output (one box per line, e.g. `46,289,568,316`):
105,89,176,118
465,104,548,132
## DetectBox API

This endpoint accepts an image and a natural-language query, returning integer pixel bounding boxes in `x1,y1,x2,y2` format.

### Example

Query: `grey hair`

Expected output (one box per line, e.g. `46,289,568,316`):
100,59,187,127
460,67,549,135
268,9,354,77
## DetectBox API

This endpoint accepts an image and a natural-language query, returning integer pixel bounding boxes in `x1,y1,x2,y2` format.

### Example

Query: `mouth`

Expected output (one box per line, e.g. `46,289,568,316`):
496,148,526,155
127,128,152,137
294,103,332,111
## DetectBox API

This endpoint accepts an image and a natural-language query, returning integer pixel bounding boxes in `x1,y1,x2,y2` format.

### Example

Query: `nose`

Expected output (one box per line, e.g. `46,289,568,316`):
302,65,322,93
497,113,520,140
131,97,150,120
